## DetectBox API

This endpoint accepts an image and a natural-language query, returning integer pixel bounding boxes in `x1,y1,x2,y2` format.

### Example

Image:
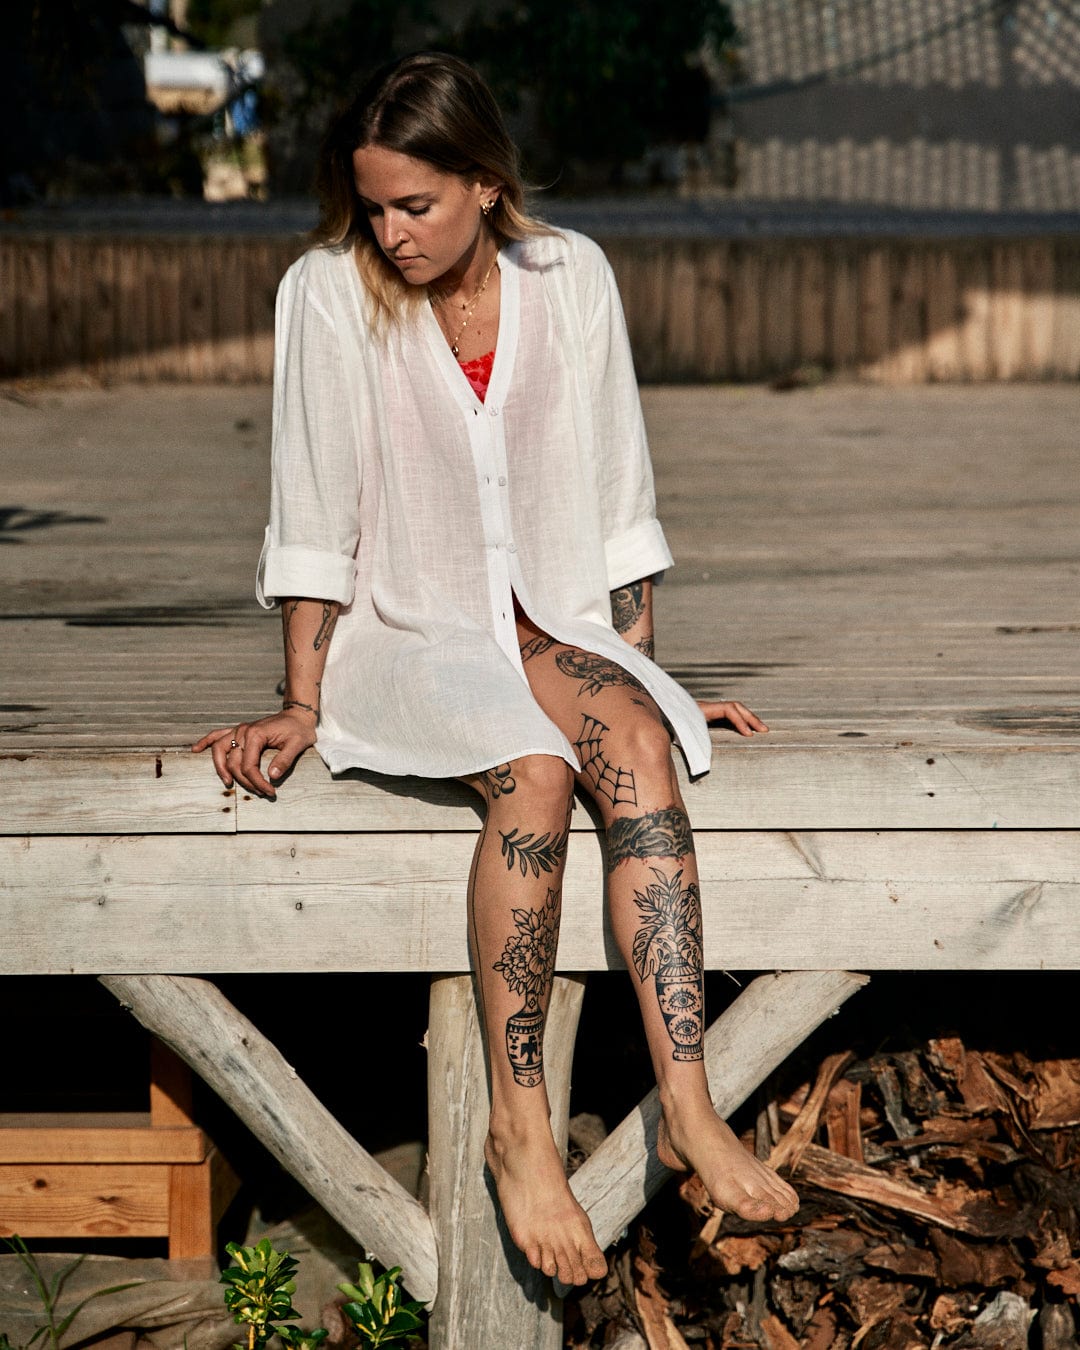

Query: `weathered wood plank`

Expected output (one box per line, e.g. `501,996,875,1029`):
4,739,1079,834
427,974,584,1349
0,751,235,834
98,974,439,1302
6,831,1077,973
231,747,1080,831
570,971,867,1254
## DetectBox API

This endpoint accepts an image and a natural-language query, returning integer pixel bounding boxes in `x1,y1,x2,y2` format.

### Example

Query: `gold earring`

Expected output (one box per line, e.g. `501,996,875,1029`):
481,200,493,216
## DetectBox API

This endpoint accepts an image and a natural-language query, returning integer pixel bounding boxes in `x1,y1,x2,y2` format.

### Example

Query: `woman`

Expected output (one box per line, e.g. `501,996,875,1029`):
194,52,798,1288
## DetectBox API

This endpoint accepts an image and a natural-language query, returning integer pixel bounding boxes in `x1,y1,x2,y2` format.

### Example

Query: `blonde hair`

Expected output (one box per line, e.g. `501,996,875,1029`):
312,52,555,328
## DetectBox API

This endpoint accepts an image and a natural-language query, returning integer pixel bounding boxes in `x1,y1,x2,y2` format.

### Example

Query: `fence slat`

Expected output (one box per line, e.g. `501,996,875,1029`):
796,244,827,366
730,244,763,380
1052,239,1080,378
696,241,731,378
924,248,962,381
2,234,1077,384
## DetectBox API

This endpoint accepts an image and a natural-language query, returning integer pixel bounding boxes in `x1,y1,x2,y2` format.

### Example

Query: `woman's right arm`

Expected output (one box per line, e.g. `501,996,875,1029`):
192,596,339,798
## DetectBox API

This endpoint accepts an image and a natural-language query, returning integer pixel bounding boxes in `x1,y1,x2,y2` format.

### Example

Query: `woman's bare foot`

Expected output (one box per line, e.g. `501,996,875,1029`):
485,1114,608,1286
656,1094,800,1223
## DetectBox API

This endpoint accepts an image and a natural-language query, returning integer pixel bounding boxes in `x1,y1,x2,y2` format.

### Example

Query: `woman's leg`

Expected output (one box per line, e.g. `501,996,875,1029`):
460,752,608,1286
518,627,799,1223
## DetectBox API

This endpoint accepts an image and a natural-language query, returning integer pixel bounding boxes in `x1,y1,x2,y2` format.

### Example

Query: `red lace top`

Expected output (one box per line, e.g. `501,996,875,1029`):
458,349,495,402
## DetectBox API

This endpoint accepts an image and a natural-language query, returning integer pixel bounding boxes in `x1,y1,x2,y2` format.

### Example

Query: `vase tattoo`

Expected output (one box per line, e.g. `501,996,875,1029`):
631,868,704,1061
492,887,561,1086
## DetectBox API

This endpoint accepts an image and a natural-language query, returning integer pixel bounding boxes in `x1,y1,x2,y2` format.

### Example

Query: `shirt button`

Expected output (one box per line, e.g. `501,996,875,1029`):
508,543,517,553
489,405,500,416
498,476,507,486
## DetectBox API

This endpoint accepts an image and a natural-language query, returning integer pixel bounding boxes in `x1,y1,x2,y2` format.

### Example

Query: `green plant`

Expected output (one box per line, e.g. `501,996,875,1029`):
220,1239,328,1350
1,1235,141,1350
338,1262,426,1347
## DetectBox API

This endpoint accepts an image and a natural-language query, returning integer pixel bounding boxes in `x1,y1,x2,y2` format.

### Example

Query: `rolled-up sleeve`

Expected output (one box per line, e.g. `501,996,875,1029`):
256,257,362,608
574,236,674,591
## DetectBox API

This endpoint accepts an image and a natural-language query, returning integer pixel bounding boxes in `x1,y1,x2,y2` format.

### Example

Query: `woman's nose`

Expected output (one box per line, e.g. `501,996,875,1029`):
381,211,407,251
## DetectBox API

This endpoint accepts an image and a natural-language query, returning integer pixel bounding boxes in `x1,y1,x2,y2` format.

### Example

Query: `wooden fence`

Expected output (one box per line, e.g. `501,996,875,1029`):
2,233,1079,382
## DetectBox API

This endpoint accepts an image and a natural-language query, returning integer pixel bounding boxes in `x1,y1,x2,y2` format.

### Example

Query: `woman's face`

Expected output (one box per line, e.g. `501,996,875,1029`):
352,143,497,288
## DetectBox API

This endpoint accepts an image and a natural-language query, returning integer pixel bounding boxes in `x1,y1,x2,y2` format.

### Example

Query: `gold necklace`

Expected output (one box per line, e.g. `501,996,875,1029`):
431,251,499,357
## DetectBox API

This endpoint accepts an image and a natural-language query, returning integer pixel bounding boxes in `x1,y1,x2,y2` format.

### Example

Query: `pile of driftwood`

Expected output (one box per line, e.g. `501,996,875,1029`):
567,1039,1080,1349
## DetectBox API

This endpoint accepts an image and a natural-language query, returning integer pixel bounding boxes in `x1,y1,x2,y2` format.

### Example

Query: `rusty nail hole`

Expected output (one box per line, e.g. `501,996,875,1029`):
926,758,935,764
295,901,303,911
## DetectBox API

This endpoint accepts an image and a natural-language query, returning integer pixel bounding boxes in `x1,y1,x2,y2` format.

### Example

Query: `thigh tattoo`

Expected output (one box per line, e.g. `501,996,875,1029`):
555,649,647,699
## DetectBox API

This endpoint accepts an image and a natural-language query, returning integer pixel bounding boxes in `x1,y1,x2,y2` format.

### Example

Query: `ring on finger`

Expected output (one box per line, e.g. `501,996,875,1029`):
229,738,239,749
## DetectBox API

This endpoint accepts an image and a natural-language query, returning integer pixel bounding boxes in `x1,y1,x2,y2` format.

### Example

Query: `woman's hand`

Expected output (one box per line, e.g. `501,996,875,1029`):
697,700,769,737
192,708,318,798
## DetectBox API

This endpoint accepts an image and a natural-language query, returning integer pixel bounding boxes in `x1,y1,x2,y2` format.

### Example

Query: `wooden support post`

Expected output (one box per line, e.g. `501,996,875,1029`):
100,974,438,1303
427,973,586,1350
569,970,868,1255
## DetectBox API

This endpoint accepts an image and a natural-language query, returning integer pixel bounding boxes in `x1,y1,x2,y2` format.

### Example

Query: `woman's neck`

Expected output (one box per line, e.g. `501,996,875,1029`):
429,230,500,307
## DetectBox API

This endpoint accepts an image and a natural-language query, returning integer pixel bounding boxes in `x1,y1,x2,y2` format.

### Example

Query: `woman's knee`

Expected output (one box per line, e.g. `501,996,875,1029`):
506,753,575,806
614,715,678,789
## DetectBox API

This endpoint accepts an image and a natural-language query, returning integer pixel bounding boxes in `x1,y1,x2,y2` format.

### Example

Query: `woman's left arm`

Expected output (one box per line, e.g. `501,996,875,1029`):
610,577,769,738
610,578,654,659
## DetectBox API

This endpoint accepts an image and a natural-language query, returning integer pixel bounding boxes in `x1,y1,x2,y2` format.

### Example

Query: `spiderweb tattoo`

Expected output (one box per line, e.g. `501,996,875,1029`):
573,716,638,807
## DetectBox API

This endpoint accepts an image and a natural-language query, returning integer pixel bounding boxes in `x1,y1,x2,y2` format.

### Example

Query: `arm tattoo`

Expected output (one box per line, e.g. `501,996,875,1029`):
482,764,516,797
573,716,637,807
282,600,300,654
492,887,560,1087
313,602,337,651
631,867,704,1061
606,806,695,874
521,634,556,663
555,649,647,698
634,635,655,660
610,582,646,635
283,699,317,717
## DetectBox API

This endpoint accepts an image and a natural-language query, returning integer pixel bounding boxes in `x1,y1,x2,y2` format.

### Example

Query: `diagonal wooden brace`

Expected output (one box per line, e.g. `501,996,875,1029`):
100,973,439,1303
570,970,868,1255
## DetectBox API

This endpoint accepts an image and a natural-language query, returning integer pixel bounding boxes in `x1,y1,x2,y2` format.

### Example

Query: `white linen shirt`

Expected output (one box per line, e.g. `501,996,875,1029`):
256,228,712,779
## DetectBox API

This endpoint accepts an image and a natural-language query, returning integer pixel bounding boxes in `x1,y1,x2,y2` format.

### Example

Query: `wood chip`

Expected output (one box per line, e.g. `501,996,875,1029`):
930,1229,1024,1288
759,1312,800,1349
769,1051,854,1172
826,1077,865,1163
862,1241,938,1280
791,1142,1014,1236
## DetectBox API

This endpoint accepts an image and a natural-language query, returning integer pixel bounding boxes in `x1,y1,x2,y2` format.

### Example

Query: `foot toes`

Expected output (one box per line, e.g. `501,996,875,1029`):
540,1247,558,1279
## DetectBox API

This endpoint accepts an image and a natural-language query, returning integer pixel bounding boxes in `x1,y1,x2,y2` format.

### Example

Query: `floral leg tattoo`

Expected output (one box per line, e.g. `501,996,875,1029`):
631,868,704,1061
492,887,561,1086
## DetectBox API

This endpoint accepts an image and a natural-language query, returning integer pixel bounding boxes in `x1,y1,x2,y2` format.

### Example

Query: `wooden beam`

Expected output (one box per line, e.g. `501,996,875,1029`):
0,1118,207,1164
6,831,1077,974
569,971,868,1255
427,974,585,1350
6,741,1080,834
98,974,438,1303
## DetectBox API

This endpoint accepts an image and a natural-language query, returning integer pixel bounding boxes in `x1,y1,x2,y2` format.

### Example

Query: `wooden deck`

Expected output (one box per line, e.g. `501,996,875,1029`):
2,380,1078,1345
